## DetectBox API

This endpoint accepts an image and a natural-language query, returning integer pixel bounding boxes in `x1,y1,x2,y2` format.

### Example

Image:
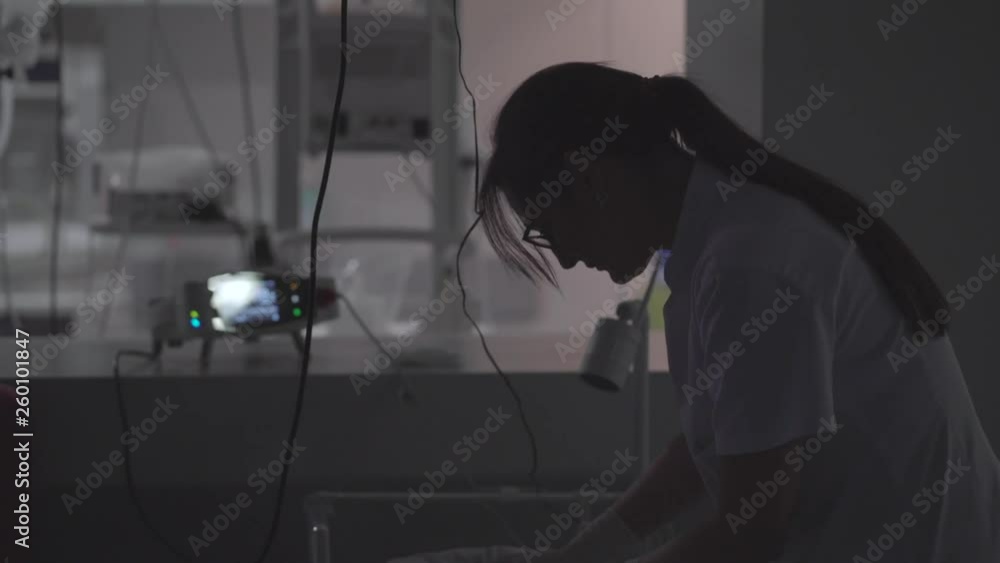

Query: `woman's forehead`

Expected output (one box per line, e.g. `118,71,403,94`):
506,188,560,228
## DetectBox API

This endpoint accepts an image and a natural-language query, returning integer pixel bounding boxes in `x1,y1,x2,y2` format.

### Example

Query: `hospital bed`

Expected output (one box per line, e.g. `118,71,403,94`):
303,490,636,563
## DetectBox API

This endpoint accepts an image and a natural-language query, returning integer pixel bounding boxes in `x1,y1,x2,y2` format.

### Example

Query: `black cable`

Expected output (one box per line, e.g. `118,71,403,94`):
112,349,200,561
341,285,529,541
248,1,349,561
111,2,348,560
116,4,540,559
450,0,544,496
231,4,264,231
451,0,480,215
456,218,543,487
106,7,200,561
48,7,65,333
340,284,529,541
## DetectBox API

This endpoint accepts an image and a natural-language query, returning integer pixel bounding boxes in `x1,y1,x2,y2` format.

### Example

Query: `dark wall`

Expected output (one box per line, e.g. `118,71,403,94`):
761,0,1000,444
11,371,677,563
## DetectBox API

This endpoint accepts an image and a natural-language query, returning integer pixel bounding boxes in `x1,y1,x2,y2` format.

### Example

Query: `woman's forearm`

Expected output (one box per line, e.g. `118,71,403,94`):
612,433,706,537
556,434,706,563
639,517,775,563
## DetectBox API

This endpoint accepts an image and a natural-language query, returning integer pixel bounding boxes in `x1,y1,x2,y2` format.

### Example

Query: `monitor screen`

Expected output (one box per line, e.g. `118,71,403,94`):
184,272,308,333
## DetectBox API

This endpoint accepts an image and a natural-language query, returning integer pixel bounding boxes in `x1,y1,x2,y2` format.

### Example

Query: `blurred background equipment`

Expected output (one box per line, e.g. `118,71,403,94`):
4,1,998,562
149,269,340,366
93,146,233,228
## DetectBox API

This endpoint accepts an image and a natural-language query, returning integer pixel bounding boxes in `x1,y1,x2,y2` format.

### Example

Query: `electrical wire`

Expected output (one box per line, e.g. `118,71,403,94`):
341,278,536,544
338,279,529,542
451,0,480,215
113,3,544,559
247,0,349,561
104,11,195,558
450,0,546,500
112,348,203,561
109,1,349,559
336,290,417,398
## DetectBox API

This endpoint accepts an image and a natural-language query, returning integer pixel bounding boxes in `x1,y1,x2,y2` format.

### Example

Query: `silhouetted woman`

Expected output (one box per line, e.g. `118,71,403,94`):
482,63,1000,563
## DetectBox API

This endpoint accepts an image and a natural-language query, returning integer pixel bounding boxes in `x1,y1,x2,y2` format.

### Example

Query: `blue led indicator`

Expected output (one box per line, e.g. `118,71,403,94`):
190,318,201,328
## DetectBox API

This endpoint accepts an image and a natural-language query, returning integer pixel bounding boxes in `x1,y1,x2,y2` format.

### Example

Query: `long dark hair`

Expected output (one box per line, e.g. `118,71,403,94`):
479,62,947,335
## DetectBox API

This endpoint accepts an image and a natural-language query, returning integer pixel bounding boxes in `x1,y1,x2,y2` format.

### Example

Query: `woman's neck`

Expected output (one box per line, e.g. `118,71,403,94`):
652,148,696,250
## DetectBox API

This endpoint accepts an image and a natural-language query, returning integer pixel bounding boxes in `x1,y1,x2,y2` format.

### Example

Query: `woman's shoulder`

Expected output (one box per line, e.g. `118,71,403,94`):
699,191,853,281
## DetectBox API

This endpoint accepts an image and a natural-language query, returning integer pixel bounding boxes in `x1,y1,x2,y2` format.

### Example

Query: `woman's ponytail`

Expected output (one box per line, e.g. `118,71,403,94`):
651,75,948,335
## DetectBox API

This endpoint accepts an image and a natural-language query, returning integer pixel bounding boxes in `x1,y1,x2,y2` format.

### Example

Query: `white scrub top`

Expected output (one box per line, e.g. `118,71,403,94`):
663,158,1000,562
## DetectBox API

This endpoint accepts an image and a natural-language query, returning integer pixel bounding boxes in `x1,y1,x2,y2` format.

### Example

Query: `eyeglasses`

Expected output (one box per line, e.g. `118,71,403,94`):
522,224,555,250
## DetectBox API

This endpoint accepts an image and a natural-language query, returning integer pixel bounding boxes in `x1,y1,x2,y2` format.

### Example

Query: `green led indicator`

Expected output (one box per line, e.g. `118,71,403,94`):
189,310,199,318
293,307,302,318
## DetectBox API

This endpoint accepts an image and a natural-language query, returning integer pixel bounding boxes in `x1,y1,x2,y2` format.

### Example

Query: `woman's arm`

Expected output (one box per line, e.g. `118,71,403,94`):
639,439,806,563
548,433,706,563
612,433,705,536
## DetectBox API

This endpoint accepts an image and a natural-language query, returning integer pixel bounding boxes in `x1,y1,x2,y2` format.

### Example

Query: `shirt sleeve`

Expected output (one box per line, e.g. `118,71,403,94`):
692,265,837,456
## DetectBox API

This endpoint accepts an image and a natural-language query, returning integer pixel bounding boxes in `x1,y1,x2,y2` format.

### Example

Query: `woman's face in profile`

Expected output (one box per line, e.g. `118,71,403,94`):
517,154,662,284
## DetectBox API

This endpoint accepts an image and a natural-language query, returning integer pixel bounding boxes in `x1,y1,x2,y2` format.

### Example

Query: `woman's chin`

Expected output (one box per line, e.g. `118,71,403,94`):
608,268,634,285
608,257,656,285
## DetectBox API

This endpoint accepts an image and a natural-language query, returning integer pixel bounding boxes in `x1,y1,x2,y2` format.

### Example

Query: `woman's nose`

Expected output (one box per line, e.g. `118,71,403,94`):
555,250,580,270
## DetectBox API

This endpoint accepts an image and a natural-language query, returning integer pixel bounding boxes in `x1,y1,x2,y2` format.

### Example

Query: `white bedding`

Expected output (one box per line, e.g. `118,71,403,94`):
387,545,527,563
386,545,644,563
